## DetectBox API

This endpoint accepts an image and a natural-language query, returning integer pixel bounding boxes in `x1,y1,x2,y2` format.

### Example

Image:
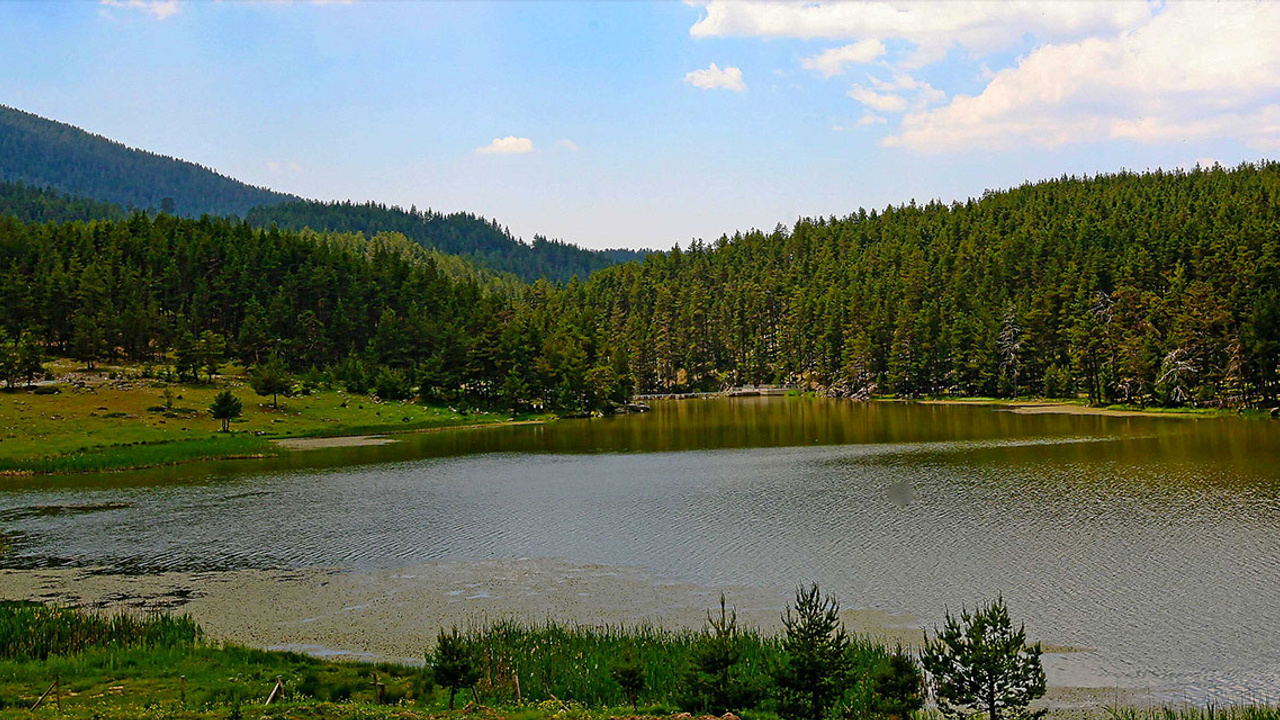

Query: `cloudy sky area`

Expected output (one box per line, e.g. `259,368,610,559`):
1,1,1277,249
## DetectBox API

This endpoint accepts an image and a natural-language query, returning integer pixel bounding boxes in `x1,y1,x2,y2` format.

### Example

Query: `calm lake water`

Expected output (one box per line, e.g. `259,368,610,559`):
3,398,1280,702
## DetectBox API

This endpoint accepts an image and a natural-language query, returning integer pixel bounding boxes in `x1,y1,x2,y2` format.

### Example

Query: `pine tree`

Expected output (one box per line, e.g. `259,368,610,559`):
209,390,242,432
249,354,292,409
773,584,854,720
611,650,645,711
428,628,480,710
867,647,925,720
920,597,1046,720
682,594,758,714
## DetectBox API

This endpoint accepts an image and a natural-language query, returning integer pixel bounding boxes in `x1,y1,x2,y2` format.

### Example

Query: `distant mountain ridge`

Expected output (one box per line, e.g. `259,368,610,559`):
0,104,295,217
0,105,649,282
245,200,650,283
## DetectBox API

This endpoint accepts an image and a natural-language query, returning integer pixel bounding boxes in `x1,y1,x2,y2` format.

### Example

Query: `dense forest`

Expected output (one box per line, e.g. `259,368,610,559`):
0,212,631,414
1,162,1277,410
0,107,645,283
0,105,296,217
0,180,127,224
574,162,1280,407
246,199,650,283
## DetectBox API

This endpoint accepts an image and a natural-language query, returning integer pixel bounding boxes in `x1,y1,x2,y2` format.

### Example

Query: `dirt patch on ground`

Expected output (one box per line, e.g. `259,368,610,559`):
273,435,399,450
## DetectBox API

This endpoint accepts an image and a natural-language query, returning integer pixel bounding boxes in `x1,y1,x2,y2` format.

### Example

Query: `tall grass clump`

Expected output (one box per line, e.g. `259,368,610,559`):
452,618,889,711
0,601,202,660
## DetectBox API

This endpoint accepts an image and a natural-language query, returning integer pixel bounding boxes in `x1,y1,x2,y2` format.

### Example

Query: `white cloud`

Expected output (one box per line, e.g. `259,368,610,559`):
100,0,180,20
801,39,886,77
848,86,907,113
266,161,302,173
884,2,1280,151
849,73,945,113
555,139,580,152
857,112,886,128
476,136,536,155
691,1,1154,67
684,63,746,92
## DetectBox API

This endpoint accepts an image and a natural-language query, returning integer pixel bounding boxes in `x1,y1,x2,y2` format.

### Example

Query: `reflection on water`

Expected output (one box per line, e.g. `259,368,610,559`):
2,398,1280,702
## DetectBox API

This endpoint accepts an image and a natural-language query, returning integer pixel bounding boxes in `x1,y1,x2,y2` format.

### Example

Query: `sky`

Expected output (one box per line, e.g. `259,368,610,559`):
1,1,1278,250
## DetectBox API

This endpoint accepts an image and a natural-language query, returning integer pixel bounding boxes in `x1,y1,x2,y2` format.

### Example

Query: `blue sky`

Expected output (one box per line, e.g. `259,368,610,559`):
1,1,1277,249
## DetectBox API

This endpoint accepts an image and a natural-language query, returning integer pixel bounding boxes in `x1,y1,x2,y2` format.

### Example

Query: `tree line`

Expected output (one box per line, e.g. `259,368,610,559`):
3,162,1278,411
245,198,650,283
0,212,630,414
565,162,1280,408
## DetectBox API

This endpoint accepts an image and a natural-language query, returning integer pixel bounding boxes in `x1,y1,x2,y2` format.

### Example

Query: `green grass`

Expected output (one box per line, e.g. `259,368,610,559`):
0,601,200,660
0,360,546,475
451,618,890,715
0,603,1273,720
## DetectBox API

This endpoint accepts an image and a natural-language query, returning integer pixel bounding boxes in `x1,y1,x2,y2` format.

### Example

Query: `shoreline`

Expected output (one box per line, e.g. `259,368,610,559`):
0,412,547,478
0,560,1153,713
5,385,1269,478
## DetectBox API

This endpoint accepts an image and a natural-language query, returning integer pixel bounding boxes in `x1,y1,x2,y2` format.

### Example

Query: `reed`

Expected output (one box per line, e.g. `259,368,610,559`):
0,601,201,660
453,618,889,711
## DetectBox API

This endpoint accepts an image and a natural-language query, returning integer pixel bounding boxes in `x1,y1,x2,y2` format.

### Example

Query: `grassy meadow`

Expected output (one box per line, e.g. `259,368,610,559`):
0,359,539,475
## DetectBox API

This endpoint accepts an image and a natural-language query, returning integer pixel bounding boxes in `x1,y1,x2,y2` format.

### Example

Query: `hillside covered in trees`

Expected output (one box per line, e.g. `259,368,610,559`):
246,199,650,283
0,106,645,282
1,162,1277,411
0,105,295,217
573,162,1280,408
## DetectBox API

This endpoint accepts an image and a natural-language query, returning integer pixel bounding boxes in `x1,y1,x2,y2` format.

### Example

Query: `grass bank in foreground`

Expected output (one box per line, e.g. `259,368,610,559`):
0,360,546,475
1,603,1276,720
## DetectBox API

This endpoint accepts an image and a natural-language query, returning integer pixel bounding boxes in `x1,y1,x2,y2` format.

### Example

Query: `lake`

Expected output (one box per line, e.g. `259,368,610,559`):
2,398,1280,704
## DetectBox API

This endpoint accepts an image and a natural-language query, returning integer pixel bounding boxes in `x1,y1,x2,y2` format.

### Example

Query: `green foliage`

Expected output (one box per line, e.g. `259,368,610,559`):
920,596,1046,720
429,627,480,709
446,618,785,710
246,199,649,283
610,651,645,711
682,594,760,714
373,366,412,401
0,329,42,388
867,647,925,720
0,105,294,216
209,390,243,432
0,601,201,660
249,354,293,408
774,584,855,720
562,163,1280,406
0,180,127,224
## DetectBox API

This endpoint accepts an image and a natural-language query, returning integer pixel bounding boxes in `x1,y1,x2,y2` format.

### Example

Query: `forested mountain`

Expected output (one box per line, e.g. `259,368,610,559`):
0,105,295,217
0,106,643,282
0,180,127,224
571,162,1280,407
246,200,650,283
2,163,1277,412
